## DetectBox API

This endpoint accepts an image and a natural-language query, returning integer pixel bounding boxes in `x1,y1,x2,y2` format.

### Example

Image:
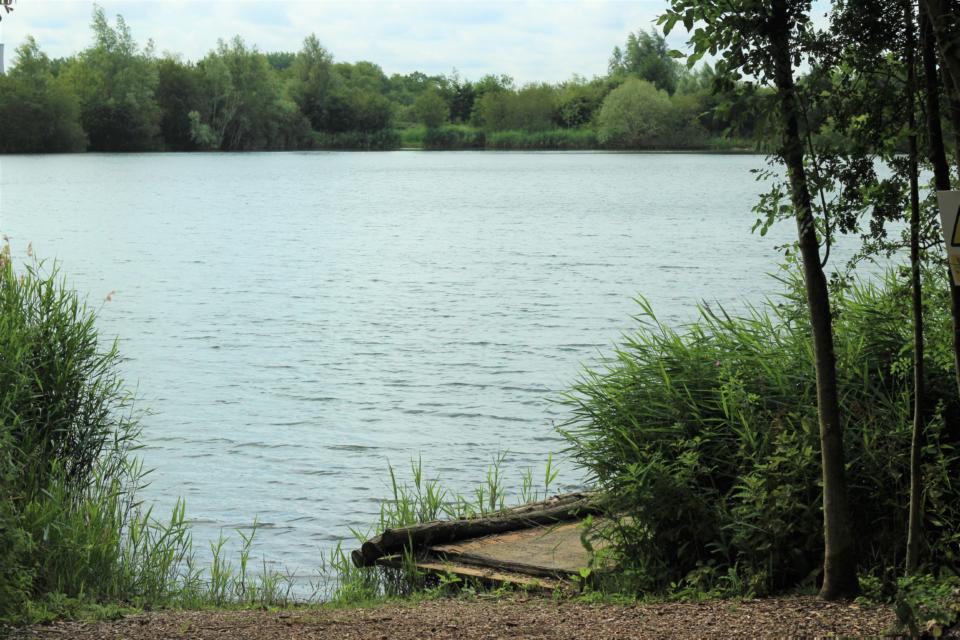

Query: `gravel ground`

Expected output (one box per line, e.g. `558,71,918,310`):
9,595,906,639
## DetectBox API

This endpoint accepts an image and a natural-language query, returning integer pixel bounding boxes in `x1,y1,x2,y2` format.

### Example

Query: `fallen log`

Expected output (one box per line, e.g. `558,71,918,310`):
352,491,601,567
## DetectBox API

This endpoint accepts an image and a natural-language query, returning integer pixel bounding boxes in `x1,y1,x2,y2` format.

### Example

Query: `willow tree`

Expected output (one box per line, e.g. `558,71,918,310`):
660,0,859,599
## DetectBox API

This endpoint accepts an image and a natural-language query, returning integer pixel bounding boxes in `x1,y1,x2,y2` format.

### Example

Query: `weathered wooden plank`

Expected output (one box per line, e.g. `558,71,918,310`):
428,519,611,579
352,492,600,567
375,555,566,591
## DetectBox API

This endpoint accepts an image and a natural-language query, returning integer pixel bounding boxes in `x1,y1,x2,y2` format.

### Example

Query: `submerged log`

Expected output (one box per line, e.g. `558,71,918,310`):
352,491,600,567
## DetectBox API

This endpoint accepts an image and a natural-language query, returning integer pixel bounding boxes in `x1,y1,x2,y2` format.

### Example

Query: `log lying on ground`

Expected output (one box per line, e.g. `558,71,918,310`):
352,491,601,567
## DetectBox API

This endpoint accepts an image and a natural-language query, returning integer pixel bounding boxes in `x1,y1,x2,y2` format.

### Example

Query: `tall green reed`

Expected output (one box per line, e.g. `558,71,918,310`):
560,267,960,595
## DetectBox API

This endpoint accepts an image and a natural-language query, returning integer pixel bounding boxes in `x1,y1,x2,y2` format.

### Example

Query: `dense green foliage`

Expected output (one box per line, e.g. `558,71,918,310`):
561,269,960,596
0,38,86,152
0,10,761,152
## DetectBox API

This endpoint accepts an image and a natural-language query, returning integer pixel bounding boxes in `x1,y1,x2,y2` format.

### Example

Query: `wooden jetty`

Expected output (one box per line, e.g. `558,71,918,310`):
352,492,611,589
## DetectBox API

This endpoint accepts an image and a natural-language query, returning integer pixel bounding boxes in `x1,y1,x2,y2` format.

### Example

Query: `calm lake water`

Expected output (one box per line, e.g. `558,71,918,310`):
1,151,825,584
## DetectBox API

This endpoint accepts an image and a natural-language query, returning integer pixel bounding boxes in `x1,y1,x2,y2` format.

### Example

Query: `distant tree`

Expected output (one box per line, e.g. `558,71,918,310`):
511,83,558,130
474,83,556,131
555,76,615,127
609,45,625,74
343,87,393,131
265,51,296,72
413,88,449,128
0,37,86,152
596,78,673,147
448,74,476,123
334,61,389,94
289,34,335,130
60,7,161,151
156,56,204,150
191,36,309,150
610,28,683,95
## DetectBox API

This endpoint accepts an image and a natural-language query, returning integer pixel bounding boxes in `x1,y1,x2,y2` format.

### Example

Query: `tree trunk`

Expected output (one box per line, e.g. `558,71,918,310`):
769,0,859,600
905,0,926,575
923,7,955,191
921,6,960,406
921,0,960,91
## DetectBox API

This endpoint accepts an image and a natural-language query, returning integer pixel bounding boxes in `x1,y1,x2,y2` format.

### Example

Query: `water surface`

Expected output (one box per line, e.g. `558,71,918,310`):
1,151,822,581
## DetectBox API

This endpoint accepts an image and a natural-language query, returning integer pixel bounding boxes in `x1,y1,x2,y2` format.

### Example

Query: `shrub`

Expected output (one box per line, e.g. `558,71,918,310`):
895,574,960,637
596,78,673,148
560,267,960,595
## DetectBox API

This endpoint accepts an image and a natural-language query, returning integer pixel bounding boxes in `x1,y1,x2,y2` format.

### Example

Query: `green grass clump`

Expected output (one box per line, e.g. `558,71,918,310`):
325,453,564,605
560,267,960,596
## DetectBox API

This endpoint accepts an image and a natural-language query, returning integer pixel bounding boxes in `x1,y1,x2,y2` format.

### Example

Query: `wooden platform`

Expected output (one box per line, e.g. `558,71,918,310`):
353,493,610,589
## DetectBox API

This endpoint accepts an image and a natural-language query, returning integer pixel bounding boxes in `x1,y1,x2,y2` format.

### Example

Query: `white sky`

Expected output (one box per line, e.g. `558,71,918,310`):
0,0,685,84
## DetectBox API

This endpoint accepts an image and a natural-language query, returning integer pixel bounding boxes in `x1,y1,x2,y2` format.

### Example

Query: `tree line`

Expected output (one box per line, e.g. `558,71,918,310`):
0,7,766,152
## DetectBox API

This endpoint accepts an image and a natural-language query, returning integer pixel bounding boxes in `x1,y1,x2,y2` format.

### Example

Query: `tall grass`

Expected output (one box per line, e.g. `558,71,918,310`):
0,251,300,622
310,129,401,150
324,454,565,605
486,128,598,150
422,125,486,150
560,267,960,595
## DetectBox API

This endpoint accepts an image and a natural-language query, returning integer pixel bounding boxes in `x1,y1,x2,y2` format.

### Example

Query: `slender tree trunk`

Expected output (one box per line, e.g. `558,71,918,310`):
769,0,858,600
925,0,960,179
924,7,955,191
950,78,960,182
921,6,960,406
905,0,926,575
921,0,960,90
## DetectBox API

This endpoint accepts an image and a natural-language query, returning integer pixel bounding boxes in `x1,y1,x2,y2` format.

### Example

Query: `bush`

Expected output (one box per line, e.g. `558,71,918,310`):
596,78,673,148
560,267,960,595
895,574,960,637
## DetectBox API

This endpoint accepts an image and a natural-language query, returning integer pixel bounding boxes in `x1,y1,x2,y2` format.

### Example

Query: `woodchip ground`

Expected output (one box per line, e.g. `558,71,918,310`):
10,595,912,639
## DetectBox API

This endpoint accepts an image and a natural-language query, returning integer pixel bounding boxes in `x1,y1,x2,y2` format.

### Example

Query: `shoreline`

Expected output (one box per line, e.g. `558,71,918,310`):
0,147,763,156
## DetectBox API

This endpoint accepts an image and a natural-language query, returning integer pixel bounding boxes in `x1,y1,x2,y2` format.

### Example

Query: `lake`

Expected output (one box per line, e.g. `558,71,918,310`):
1,151,820,585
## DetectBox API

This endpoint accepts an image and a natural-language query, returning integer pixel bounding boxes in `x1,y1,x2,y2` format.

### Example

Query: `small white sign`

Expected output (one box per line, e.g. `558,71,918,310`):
938,190,960,284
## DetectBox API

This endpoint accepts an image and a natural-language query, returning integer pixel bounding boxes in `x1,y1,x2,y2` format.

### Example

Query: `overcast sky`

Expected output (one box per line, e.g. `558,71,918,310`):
0,0,695,84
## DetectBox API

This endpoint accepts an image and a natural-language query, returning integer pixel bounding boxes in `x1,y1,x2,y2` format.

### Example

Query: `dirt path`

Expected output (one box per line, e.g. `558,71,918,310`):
10,595,904,639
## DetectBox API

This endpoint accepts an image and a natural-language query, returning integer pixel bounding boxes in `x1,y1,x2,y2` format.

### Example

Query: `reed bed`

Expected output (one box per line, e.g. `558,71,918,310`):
560,268,960,596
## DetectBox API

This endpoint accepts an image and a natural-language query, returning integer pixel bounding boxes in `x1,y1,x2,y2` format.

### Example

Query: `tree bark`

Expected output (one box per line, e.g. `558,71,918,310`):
769,0,859,600
905,0,926,575
920,0,960,91
923,7,955,191
921,5,960,407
